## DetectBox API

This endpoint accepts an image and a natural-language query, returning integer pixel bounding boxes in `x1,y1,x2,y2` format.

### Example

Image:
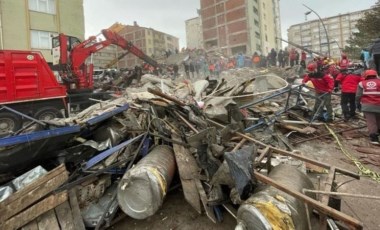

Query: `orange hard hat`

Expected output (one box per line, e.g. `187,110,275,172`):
307,62,317,72
363,69,378,79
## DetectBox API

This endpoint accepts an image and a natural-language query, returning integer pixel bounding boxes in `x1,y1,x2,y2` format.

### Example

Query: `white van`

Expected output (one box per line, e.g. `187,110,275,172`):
93,69,105,81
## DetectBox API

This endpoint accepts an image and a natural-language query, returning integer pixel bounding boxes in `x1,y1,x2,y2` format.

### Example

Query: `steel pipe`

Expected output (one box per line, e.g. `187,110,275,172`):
117,145,176,219
236,164,316,230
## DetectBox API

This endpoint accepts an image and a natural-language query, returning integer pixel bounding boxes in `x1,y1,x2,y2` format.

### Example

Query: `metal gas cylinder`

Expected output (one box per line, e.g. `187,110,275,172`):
236,164,316,230
117,145,176,219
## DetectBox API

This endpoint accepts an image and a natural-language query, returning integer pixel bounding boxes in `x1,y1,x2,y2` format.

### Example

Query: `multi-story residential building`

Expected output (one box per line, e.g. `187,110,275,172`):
114,21,179,69
287,9,370,58
199,0,281,56
185,16,203,49
92,45,118,69
0,0,84,63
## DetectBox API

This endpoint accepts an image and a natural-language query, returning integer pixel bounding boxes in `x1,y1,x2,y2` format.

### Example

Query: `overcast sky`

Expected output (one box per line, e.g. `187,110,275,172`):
84,0,377,48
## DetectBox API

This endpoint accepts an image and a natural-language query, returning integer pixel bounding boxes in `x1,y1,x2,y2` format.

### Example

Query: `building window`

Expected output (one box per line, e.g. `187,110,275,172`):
29,0,56,14
255,31,260,38
31,30,57,49
256,44,261,52
328,18,339,23
253,6,258,14
254,20,259,27
329,24,339,29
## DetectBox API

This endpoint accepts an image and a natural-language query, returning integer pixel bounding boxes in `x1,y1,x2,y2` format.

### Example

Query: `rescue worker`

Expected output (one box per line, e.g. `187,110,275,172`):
314,56,324,72
283,49,289,67
277,50,284,67
300,51,307,69
252,52,260,68
339,53,349,70
303,62,335,122
356,69,380,145
236,53,244,68
173,64,179,79
289,48,296,67
336,67,364,121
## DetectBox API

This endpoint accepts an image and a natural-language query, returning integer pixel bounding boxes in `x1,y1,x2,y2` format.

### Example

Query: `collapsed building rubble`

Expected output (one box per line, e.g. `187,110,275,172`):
1,66,379,230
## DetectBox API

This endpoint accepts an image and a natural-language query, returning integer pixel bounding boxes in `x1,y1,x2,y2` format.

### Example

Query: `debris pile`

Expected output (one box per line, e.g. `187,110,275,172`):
0,66,375,230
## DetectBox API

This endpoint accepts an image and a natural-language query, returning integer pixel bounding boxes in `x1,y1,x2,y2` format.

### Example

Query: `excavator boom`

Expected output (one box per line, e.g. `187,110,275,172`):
101,29,158,68
52,28,159,91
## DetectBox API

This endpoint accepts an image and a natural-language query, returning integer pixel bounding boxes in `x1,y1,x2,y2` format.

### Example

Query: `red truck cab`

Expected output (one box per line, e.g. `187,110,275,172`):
0,50,67,136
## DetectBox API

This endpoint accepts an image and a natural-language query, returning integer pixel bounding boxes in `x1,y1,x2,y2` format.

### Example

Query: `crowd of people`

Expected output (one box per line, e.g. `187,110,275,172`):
97,47,380,145
301,52,380,145
172,47,380,145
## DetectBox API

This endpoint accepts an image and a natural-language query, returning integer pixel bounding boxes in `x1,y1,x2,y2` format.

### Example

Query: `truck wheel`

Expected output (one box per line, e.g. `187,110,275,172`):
0,112,22,137
35,107,63,121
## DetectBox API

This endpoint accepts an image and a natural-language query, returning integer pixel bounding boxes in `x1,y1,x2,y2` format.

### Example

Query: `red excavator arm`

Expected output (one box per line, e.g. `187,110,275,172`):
101,29,158,68
52,29,158,91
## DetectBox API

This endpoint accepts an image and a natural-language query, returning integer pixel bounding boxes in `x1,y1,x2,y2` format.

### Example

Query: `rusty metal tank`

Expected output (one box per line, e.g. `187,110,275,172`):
236,164,316,230
117,145,176,219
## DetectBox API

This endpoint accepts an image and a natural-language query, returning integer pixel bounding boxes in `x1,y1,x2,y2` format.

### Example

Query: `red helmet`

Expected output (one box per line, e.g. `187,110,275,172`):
363,69,378,79
307,62,317,72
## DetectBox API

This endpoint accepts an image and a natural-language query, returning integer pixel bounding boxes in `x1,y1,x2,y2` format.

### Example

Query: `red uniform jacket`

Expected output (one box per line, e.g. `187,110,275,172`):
359,78,380,106
336,73,364,93
339,58,349,70
303,73,334,94
324,64,340,78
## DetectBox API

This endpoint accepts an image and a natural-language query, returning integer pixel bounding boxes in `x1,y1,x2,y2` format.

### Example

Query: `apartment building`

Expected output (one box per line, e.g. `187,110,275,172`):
114,22,179,69
185,16,204,49
91,45,118,69
199,0,281,56
287,9,370,58
0,0,84,62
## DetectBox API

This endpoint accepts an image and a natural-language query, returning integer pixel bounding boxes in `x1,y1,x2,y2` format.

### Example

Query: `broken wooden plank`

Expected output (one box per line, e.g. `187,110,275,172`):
305,162,327,173
68,189,86,230
172,133,202,214
195,180,217,224
55,201,75,230
255,146,271,165
36,209,60,230
279,124,317,134
319,166,336,230
20,220,38,230
280,120,324,125
1,191,67,230
0,164,68,222
0,164,65,207
355,147,380,155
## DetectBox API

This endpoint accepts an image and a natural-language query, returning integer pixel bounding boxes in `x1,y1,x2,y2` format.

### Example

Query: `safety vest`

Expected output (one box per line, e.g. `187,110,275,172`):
252,56,260,63
359,78,380,106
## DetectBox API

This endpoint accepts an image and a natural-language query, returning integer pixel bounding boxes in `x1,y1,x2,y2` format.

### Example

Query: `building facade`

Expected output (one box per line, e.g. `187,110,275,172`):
92,45,118,69
199,0,281,56
113,22,179,69
185,16,203,49
287,9,370,58
0,0,85,62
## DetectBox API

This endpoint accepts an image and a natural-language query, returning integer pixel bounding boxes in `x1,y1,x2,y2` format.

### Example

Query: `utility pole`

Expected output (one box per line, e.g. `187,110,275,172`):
303,4,330,57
